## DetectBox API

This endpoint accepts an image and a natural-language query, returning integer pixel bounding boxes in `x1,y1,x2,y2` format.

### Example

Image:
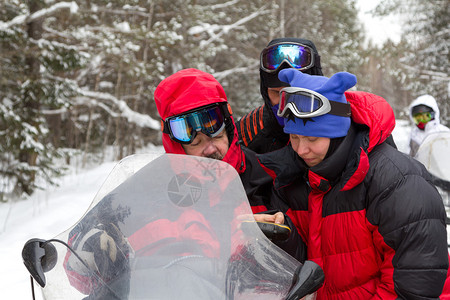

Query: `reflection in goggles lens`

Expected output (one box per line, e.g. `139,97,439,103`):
261,43,313,72
281,93,322,113
168,106,225,143
277,87,333,119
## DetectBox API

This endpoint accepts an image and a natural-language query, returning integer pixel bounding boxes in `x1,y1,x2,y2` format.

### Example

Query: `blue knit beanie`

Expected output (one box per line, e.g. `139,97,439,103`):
278,69,356,138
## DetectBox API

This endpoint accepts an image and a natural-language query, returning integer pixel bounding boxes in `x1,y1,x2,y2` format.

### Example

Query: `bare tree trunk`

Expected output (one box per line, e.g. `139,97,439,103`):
129,1,155,153
279,0,285,37
82,73,101,167
114,57,124,160
18,0,44,194
125,1,155,156
82,108,94,167
115,117,124,160
101,117,113,162
127,98,137,156
269,0,276,39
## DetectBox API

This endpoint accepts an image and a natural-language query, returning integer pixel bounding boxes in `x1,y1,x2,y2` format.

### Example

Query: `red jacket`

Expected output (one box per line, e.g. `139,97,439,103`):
259,91,450,299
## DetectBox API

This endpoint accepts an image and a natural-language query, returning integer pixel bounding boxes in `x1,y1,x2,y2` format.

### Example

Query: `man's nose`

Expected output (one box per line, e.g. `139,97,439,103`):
202,138,219,156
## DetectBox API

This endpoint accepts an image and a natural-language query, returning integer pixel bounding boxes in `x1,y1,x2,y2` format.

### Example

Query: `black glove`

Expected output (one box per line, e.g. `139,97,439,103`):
254,210,307,262
87,223,129,279
67,223,131,298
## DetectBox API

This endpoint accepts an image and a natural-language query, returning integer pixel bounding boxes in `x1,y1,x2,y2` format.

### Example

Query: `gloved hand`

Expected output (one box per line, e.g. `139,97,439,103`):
90,223,129,279
66,223,131,294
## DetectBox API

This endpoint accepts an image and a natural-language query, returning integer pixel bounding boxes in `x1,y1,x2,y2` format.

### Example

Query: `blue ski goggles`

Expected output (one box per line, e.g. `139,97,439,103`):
162,103,228,144
260,42,314,73
277,87,351,118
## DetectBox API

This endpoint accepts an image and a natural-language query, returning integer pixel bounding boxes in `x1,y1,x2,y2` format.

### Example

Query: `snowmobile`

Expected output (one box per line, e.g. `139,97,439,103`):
22,153,324,300
414,131,450,223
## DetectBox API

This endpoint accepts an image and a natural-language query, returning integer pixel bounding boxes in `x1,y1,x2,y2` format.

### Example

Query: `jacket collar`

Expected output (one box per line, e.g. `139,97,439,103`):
309,123,370,191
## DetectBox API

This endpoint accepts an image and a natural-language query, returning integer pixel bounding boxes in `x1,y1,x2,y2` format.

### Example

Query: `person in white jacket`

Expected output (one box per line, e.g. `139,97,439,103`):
408,94,449,157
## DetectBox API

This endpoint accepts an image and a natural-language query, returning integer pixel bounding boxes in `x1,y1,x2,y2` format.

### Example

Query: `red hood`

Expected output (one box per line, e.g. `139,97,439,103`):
154,68,244,172
345,91,395,152
336,91,395,191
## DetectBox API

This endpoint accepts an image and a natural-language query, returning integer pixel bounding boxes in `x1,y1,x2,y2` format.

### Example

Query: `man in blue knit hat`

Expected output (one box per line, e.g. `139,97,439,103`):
257,69,450,299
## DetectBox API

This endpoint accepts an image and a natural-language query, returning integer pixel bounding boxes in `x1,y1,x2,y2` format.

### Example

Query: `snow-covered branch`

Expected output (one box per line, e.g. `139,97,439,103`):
191,5,269,48
41,108,68,115
419,70,449,81
28,2,78,24
402,64,449,81
209,0,240,10
213,65,258,80
76,88,160,130
78,6,149,18
0,2,78,30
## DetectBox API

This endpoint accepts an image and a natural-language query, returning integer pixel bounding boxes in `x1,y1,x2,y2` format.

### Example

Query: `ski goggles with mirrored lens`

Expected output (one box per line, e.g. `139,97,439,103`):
260,42,314,73
277,87,351,119
413,111,434,125
162,103,228,144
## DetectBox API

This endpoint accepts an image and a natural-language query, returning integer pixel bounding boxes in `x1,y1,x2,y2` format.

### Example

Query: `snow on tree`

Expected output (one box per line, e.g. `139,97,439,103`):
373,0,449,124
4,0,441,202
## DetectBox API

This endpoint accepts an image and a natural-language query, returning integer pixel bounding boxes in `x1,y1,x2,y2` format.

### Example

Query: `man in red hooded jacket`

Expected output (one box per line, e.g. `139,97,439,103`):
154,68,269,212
63,68,313,299
153,68,306,262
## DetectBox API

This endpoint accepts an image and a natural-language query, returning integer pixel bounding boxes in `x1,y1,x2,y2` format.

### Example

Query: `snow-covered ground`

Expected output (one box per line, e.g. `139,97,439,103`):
0,162,117,299
0,146,164,300
0,119,438,300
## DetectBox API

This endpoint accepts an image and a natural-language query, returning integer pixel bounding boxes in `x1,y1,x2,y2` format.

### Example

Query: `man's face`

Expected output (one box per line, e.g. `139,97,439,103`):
182,129,229,160
267,87,286,106
289,134,330,167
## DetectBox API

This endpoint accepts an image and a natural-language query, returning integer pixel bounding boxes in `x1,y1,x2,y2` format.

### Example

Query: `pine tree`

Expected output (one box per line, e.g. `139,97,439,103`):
374,0,450,124
0,1,82,199
0,0,382,201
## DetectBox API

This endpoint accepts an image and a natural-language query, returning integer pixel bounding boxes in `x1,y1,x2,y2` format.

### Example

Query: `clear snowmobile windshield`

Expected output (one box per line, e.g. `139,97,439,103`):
32,154,306,299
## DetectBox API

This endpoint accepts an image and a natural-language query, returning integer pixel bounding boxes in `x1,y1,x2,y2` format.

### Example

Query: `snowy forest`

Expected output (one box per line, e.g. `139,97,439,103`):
0,0,448,201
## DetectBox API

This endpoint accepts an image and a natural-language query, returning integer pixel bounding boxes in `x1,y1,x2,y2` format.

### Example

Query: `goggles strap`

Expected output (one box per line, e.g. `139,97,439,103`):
282,100,351,118
161,119,170,134
223,103,232,119
314,54,322,75
328,101,351,117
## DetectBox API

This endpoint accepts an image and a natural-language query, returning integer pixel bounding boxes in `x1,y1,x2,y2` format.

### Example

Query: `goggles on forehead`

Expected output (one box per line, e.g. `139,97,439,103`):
162,103,229,144
260,42,314,73
277,87,351,119
413,111,434,125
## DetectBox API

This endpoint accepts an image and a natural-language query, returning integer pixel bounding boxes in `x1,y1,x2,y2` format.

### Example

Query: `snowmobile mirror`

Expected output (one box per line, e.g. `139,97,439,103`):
285,260,325,300
22,238,58,287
